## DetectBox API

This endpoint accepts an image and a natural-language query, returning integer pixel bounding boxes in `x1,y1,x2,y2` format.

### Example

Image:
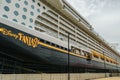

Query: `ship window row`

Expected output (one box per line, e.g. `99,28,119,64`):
39,38,93,60
47,10,58,18
42,12,58,24
76,38,113,60
77,30,112,57
4,1,41,15
37,16,58,29
4,1,41,13
39,36,118,65
76,27,104,50
40,38,68,51
40,11,76,37
60,17,75,30
35,21,58,37
75,32,104,53
35,16,104,53
36,8,117,61
70,46,118,65
86,34,116,58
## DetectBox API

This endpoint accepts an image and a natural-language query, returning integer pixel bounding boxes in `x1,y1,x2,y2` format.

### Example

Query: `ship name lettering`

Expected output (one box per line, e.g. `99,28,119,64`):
0,27,40,48
0,28,18,39
18,33,40,48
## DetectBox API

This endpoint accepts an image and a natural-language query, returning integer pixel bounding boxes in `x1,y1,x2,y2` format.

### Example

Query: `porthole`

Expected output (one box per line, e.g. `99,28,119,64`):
29,26,32,28
31,5,34,9
32,0,35,2
37,9,40,13
4,6,10,12
65,48,68,51
23,8,27,12
51,43,55,46
56,45,59,48
13,19,18,22
40,39,44,43
2,15,8,18
29,18,33,23
43,6,46,9
14,11,19,16
21,22,25,25
22,15,26,19
6,0,11,3
30,11,34,16
46,41,50,44
37,3,40,6
61,47,64,49
15,3,20,8
24,1,28,5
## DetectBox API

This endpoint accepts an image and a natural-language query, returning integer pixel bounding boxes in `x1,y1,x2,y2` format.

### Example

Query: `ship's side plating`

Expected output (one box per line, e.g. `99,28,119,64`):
0,0,120,71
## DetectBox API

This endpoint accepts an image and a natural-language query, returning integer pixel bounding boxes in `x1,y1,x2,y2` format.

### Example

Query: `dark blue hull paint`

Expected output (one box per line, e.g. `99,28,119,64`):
0,22,118,70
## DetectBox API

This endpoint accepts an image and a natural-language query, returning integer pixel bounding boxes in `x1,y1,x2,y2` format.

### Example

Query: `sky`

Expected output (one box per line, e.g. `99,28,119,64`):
66,0,120,52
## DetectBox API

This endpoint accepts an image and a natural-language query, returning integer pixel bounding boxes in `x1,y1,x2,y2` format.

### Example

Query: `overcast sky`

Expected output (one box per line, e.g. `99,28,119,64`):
66,0,120,52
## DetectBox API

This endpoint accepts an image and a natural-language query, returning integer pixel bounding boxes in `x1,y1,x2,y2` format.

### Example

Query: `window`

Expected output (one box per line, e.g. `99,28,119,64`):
15,3,20,8
51,43,55,46
13,19,18,22
22,15,26,19
23,8,27,12
37,9,40,13
21,22,25,25
46,41,50,45
2,15,8,18
56,45,59,48
14,11,19,16
61,47,64,49
65,48,68,51
6,0,11,3
43,6,46,9
29,26,32,28
30,11,34,16
24,1,28,5
32,0,35,2
4,6,10,12
40,39,44,43
29,18,33,23
31,5,34,9
37,3,40,6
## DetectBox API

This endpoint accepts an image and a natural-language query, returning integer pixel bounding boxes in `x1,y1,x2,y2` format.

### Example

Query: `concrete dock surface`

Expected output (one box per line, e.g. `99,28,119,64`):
0,73,119,80
94,77,120,80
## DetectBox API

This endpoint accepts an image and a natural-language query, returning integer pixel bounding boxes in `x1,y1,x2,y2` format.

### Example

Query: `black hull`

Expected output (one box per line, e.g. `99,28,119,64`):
0,22,117,70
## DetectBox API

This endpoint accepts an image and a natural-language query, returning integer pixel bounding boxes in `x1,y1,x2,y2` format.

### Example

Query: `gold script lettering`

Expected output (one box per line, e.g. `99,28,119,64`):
0,27,40,48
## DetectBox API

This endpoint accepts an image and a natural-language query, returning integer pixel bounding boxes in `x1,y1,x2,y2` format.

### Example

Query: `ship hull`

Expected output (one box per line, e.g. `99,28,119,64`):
0,22,117,70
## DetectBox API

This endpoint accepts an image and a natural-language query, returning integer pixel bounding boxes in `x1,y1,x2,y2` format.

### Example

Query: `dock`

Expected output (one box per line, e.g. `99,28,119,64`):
94,77,120,80
0,73,119,80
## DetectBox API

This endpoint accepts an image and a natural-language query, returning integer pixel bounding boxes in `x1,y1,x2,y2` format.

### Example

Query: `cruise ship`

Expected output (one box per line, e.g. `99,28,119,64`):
0,0,120,71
